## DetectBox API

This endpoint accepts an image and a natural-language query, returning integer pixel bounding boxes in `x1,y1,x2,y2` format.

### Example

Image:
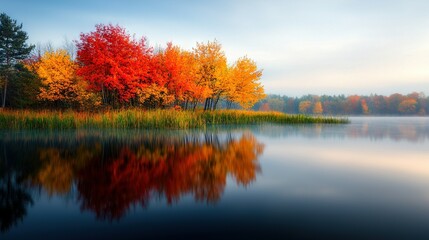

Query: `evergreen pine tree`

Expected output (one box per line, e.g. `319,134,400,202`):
0,13,34,108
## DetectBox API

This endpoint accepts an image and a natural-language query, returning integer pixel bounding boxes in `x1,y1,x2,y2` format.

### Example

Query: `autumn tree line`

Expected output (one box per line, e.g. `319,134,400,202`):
255,92,429,115
0,13,265,111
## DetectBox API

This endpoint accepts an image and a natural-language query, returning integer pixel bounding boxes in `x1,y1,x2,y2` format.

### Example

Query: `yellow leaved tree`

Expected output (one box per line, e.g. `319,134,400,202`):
193,40,228,110
227,56,265,109
34,49,100,109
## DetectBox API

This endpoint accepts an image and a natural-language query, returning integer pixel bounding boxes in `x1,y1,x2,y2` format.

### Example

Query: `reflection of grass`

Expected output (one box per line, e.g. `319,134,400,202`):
0,109,348,130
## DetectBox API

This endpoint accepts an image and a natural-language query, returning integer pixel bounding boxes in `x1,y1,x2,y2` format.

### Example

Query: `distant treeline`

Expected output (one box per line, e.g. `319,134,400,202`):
252,93,429,115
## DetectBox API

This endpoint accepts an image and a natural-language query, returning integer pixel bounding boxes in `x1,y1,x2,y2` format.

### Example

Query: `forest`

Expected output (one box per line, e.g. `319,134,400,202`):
0,13,265,111
253,92,429,115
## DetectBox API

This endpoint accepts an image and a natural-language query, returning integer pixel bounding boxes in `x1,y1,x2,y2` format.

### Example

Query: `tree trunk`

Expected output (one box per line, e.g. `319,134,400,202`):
212,98,216,110
101,85,106,105
2,79,7,108
213,94,221,110
208,98,212,110
204,98,209,111
2,57,10,109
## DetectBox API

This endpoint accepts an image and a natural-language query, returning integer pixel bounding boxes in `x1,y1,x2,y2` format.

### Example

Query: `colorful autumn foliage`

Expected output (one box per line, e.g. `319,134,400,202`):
34,50,78,105
193,40,229,110
11,23,265,110
299,100,312,114
141,43,196,108
26,49,100,109
22,131,264,220
312,101,323,115
228,56,265,109
398,98,418,114
76,24,151,106
72,24,264,110
79,133,262,220
3,22,265,111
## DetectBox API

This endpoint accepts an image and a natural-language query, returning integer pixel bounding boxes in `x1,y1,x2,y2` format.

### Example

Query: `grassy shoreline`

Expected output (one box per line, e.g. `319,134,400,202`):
0,109,348,130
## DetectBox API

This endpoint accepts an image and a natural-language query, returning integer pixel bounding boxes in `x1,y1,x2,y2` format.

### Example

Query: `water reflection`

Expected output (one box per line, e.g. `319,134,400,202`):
253,117,429,142
3,118,429,239
0,157,33,232
0,130,264,227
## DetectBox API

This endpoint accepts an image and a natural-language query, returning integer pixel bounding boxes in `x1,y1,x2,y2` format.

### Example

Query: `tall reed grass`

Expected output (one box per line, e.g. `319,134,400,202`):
0,109,348,130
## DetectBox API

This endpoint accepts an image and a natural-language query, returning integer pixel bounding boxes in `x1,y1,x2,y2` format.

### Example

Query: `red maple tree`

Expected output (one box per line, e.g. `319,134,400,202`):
76,24,151,104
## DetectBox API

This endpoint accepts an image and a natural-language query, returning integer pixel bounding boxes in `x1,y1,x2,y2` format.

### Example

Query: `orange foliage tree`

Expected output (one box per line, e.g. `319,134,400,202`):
259,102,271,111
141,43,196,108
398,99,418,114
299,100,312,114
312,101,323,114
361,99,369,114
180,50,202,110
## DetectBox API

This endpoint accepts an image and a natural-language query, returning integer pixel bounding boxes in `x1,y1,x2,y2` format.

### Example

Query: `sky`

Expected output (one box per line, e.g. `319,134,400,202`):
2,0,429,96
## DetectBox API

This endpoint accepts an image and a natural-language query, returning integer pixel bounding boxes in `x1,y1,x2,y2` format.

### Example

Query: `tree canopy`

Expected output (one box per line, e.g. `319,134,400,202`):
76,24,151,106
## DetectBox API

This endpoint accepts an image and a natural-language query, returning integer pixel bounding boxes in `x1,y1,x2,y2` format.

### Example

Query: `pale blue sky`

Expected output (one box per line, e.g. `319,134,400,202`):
3,0,429,96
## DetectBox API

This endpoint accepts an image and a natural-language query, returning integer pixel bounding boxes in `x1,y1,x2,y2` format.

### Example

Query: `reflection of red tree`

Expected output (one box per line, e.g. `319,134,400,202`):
77,133,264,220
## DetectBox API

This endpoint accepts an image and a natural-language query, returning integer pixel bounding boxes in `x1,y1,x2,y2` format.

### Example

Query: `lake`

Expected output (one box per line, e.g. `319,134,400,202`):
1,117,429,239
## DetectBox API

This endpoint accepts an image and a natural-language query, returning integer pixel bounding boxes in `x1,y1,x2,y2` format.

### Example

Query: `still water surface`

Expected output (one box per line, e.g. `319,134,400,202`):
1,117,429,239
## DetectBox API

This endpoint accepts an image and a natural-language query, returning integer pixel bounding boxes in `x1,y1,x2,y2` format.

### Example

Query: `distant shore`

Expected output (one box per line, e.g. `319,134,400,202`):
0,109,348,130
